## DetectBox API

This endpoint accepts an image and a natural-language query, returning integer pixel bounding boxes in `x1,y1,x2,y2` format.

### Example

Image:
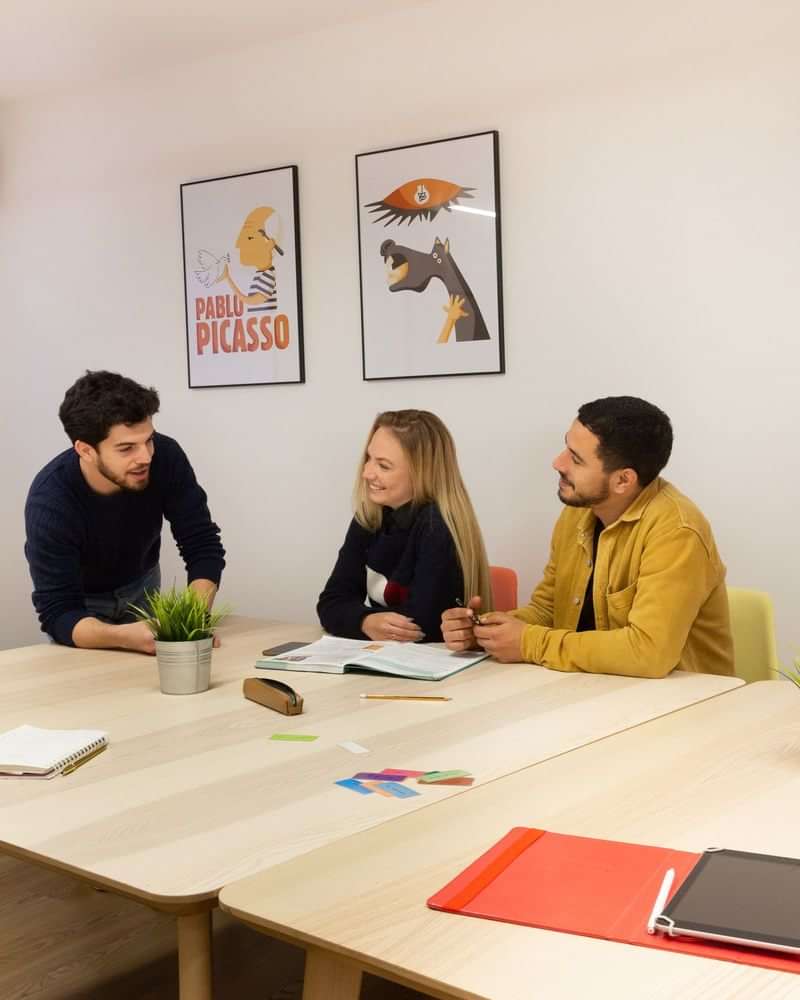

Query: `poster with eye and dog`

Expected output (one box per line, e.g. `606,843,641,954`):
356,131,504,381
180,165,304,388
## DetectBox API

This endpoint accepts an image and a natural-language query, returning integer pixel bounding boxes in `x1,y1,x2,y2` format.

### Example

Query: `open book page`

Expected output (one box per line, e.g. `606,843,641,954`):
257,636,487,680
355,644,488,680
259,635,402,672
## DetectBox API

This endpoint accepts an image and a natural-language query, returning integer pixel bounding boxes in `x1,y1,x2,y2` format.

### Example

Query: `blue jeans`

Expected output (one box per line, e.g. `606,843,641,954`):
83,565,161,624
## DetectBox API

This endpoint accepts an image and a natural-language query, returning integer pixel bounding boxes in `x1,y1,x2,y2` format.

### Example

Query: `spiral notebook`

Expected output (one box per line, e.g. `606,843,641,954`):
0,724,108,779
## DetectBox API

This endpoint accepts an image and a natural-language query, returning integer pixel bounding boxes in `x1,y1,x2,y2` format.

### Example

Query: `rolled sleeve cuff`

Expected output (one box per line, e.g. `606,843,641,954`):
519,623,576,671
519,623,542,663
187,559,225,587
319,603,371,639
348,607,371,639
50,609,91,647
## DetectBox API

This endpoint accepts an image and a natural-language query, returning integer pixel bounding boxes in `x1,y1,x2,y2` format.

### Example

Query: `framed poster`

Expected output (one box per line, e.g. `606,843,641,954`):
180,165,304,388
356,130,504,381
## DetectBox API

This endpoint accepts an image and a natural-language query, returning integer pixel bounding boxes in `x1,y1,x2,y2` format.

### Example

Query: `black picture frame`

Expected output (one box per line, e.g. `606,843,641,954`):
356,130,504,381
180,165,305,388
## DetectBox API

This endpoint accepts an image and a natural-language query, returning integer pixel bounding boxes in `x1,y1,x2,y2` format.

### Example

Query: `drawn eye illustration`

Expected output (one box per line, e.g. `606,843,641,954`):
365,178,475,226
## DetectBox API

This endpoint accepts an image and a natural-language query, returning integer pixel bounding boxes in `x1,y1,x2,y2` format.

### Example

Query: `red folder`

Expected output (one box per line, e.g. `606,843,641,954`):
427,828,800,974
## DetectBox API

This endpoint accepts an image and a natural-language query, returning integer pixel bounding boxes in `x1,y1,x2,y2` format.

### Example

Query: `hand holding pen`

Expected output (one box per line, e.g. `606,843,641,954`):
456,597,486,626
441,596,484,652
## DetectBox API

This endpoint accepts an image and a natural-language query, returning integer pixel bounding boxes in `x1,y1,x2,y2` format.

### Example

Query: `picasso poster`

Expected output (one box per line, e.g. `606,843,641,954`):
180,165,304,388
356,131,504,380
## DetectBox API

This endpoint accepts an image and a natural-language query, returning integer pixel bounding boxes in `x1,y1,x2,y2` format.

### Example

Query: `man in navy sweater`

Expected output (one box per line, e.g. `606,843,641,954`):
24,371,226,654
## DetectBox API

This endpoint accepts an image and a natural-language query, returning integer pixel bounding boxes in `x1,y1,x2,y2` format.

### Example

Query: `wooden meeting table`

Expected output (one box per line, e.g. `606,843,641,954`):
220,681,799,1000
0,617,740,999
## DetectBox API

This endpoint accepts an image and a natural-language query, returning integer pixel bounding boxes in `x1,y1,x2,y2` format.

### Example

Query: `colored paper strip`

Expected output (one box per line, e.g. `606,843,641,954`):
361,781,396,797
354,772,406,781
270,733,319,742
376,781,420,798
418,769,471,783
335,779,373,795
418,776,475,786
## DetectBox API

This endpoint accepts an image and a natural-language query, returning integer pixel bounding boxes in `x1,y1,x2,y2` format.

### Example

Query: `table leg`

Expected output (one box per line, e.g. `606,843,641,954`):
177,910,213,1000
303,947,362,1000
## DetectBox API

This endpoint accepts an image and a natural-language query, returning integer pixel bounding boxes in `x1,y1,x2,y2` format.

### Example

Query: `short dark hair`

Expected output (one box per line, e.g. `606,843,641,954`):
59,371,160,447
577,396,673,487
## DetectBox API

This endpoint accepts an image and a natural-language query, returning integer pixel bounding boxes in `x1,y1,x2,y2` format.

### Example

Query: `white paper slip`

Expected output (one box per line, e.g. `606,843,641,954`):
0,724,108,778
338,740,370,755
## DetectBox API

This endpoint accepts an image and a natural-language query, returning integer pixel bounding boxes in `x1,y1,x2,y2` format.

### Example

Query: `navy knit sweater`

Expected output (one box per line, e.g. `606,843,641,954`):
24,433,225,645
317,502,463,643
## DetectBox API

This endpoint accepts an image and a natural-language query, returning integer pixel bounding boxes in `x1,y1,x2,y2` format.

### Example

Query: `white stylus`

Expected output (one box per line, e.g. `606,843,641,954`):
647,867,676,934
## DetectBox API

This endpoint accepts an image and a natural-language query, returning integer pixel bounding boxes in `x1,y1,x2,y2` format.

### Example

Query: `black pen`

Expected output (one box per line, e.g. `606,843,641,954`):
456,598,485,626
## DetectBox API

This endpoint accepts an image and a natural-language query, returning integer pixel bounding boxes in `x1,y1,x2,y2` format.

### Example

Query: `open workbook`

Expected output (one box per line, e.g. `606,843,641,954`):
256,636,489,681
0,724,108,779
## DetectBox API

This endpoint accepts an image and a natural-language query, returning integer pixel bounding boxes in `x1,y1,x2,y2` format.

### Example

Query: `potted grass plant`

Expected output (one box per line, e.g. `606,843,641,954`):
131,587,228,695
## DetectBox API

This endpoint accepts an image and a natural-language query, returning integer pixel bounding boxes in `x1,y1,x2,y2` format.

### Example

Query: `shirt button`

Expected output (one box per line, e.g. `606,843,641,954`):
586,560,592,567
573,597,581,605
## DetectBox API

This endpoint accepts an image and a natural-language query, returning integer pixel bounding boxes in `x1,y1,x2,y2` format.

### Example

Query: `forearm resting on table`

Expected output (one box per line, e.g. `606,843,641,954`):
519,623,680,678
71,617,154,652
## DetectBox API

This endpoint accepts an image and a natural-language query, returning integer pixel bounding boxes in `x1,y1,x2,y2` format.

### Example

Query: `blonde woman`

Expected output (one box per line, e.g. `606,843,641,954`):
317,410,491,643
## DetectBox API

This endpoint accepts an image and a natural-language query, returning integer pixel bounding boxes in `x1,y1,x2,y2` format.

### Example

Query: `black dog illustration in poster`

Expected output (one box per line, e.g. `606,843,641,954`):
366,178,490,344
381,236,490,343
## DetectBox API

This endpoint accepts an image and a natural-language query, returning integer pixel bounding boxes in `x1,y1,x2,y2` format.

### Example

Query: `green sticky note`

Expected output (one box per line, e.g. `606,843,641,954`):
418,769,471,783
270,733,319,742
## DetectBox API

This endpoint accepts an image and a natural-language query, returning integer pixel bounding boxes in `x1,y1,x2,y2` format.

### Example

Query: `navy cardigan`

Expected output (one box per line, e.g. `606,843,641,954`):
317,502,463,642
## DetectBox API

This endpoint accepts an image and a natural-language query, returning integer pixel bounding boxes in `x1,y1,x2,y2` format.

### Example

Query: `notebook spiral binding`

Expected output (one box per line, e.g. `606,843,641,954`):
57,736,106,771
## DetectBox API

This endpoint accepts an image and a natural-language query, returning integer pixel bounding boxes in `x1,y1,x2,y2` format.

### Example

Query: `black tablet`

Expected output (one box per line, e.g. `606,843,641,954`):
654,848,800,954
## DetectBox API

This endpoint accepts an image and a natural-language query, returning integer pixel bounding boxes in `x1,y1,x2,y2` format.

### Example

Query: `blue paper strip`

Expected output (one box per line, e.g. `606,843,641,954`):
336,778,373,795
376,781,420,799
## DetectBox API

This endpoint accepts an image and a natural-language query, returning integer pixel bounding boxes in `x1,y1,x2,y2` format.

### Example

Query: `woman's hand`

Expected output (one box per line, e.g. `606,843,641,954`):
362,612,424,642
441,596,482,651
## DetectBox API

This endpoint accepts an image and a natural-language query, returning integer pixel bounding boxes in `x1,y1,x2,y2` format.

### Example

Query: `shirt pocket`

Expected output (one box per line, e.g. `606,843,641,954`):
605,582,637,629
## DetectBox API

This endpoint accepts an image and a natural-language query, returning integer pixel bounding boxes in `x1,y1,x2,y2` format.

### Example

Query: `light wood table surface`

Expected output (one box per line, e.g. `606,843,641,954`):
219,680,800,1000
0,617,740,999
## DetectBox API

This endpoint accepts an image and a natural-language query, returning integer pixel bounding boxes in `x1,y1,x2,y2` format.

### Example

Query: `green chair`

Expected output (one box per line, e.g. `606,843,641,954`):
727,587,779,683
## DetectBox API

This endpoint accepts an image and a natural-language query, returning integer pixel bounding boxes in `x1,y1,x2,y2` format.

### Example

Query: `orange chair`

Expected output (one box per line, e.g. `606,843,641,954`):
490,565,518,612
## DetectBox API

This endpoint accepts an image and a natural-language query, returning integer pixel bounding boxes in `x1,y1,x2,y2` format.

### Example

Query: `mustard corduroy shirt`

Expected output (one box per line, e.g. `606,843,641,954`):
512,478,734,677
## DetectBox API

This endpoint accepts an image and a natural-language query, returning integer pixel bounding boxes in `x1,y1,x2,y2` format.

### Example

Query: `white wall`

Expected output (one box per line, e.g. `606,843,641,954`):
2,1,798,664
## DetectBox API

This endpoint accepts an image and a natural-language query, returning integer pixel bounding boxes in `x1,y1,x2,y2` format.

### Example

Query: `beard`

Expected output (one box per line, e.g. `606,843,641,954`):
557,476,610,508
96,457,150,492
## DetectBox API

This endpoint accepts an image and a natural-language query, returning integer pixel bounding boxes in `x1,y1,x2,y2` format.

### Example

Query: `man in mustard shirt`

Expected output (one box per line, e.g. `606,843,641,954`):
442,396,734,677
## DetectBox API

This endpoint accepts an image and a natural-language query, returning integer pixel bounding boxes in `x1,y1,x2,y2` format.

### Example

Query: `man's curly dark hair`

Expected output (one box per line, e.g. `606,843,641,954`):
577,396,673,487
59,371,160,447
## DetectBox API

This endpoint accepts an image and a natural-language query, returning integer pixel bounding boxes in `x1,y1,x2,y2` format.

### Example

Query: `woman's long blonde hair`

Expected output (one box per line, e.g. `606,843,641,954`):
353,410,492,611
